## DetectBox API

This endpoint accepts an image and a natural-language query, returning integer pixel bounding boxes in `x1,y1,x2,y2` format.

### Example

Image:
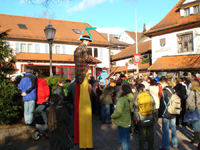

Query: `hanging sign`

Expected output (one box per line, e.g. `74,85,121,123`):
134,54,141,64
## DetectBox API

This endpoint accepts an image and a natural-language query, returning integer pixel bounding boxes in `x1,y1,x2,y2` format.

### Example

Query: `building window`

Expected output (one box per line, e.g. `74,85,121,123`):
72,29,81,34
63,74,69,78
21,43,26,52
185,8,190,16
94,48,98,58
56,46,60,54
177,33,193,53
194,5,200,14
88,48,92,56
28,44,33,53
35,44,40,53
62,68,68,73
45,44,49,53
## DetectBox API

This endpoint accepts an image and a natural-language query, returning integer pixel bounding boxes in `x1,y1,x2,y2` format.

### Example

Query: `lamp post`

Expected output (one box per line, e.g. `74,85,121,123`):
44,21,56,77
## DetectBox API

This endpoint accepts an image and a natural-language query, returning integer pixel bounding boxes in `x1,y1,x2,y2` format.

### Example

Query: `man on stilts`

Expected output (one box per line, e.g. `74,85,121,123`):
74,29,95,149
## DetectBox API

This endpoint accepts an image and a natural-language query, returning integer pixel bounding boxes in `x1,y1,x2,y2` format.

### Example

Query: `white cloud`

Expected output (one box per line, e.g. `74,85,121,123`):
66,0,108,12
96,27,127,35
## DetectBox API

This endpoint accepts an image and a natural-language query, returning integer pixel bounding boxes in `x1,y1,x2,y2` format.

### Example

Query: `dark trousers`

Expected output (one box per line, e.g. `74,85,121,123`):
138,124,154,150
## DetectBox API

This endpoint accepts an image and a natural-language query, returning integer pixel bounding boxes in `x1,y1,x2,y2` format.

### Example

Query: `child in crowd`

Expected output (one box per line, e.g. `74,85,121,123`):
46,94,72,150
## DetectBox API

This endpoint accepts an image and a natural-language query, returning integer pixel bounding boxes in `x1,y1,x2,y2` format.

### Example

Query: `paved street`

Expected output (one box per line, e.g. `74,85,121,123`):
0,114,198,150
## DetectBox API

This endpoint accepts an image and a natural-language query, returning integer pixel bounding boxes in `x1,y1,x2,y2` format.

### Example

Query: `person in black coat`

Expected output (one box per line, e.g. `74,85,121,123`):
174,78,187,125
46,94,72,150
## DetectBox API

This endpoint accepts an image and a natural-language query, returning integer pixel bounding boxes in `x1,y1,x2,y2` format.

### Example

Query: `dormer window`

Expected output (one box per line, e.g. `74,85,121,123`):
194,5,200,14
72,29,81,34
185,8,190,16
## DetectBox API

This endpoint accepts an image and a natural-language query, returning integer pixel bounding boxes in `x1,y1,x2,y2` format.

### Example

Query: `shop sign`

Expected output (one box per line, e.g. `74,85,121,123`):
155,47,171,53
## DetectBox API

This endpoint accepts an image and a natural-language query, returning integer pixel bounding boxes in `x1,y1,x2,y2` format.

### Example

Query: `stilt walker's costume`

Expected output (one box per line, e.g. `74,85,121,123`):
74,28,96,148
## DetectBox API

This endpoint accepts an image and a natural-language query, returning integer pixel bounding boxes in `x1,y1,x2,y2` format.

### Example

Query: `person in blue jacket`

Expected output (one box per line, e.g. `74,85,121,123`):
18,66,37,125
99,67,110,86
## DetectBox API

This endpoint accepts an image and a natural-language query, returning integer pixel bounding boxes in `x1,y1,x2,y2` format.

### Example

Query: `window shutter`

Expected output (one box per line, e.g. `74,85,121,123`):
45,45,49,53
15,43,19,54
62,45,66,54
99,48,103,59
35,44,40,53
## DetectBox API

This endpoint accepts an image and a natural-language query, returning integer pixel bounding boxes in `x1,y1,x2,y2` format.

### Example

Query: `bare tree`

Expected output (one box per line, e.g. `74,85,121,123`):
34,10,56,19
22,0,72,8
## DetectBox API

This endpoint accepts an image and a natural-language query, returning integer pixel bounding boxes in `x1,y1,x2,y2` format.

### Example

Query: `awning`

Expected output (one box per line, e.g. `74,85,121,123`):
148,54,200,71
15,52,102,64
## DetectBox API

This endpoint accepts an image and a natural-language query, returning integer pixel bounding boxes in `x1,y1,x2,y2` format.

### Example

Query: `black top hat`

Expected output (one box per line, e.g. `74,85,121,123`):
79,35,93,42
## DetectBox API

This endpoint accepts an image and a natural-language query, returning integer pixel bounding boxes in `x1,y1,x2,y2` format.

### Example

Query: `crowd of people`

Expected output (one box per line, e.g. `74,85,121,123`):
18,65,200,150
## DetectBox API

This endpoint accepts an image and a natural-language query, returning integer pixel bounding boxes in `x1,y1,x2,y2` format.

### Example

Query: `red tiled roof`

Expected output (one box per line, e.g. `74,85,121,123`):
111,63,150,73
126,31,142,41
100,33,130,46
15,52,101,64
148,54,200,71
0,14,112,46
145,0,200,37
112,40,151,61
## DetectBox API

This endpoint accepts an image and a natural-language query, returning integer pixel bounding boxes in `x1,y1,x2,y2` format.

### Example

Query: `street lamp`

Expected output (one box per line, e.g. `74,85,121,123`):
44,21,56,77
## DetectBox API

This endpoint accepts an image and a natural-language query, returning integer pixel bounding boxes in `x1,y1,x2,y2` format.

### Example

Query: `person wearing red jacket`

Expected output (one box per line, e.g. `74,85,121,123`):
36,74,50,105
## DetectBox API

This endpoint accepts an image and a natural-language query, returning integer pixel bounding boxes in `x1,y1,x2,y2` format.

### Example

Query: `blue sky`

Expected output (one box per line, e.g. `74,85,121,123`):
1,0,179,35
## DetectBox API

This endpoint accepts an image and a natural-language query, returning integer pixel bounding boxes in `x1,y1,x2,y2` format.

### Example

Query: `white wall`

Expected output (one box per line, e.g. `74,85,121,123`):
7,40,110,73
151,27,200,63
183,0,196,4
116,58,131,67
119,32,135,45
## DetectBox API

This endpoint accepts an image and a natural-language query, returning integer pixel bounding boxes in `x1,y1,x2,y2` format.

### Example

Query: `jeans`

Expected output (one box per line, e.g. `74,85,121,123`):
162,117,178,149
101,105,110,123
24,100,35,124
118,126,131,150
138,124,154,150
190,109,200,132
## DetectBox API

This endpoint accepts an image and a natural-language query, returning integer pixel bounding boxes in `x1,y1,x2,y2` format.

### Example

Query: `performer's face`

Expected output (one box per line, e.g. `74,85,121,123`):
83,40,91,46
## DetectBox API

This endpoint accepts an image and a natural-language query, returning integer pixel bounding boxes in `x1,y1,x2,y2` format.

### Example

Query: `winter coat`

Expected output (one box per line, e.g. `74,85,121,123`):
158,85,176,119
99,85,113,105
46,105,72,150
133,91,157,126
99,71,110,85
186,87,200,110
149,85,160,109
18,73,36,101
111,93,134,128
174,83,186,100
113,85,121,105
36,78,50,104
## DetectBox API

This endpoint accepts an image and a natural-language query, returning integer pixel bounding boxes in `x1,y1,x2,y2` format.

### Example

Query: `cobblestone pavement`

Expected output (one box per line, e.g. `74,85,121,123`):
0,114,198,150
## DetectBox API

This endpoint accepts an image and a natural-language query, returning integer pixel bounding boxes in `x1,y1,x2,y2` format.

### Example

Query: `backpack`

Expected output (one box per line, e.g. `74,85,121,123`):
163,88,181,115
137,92,153,116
